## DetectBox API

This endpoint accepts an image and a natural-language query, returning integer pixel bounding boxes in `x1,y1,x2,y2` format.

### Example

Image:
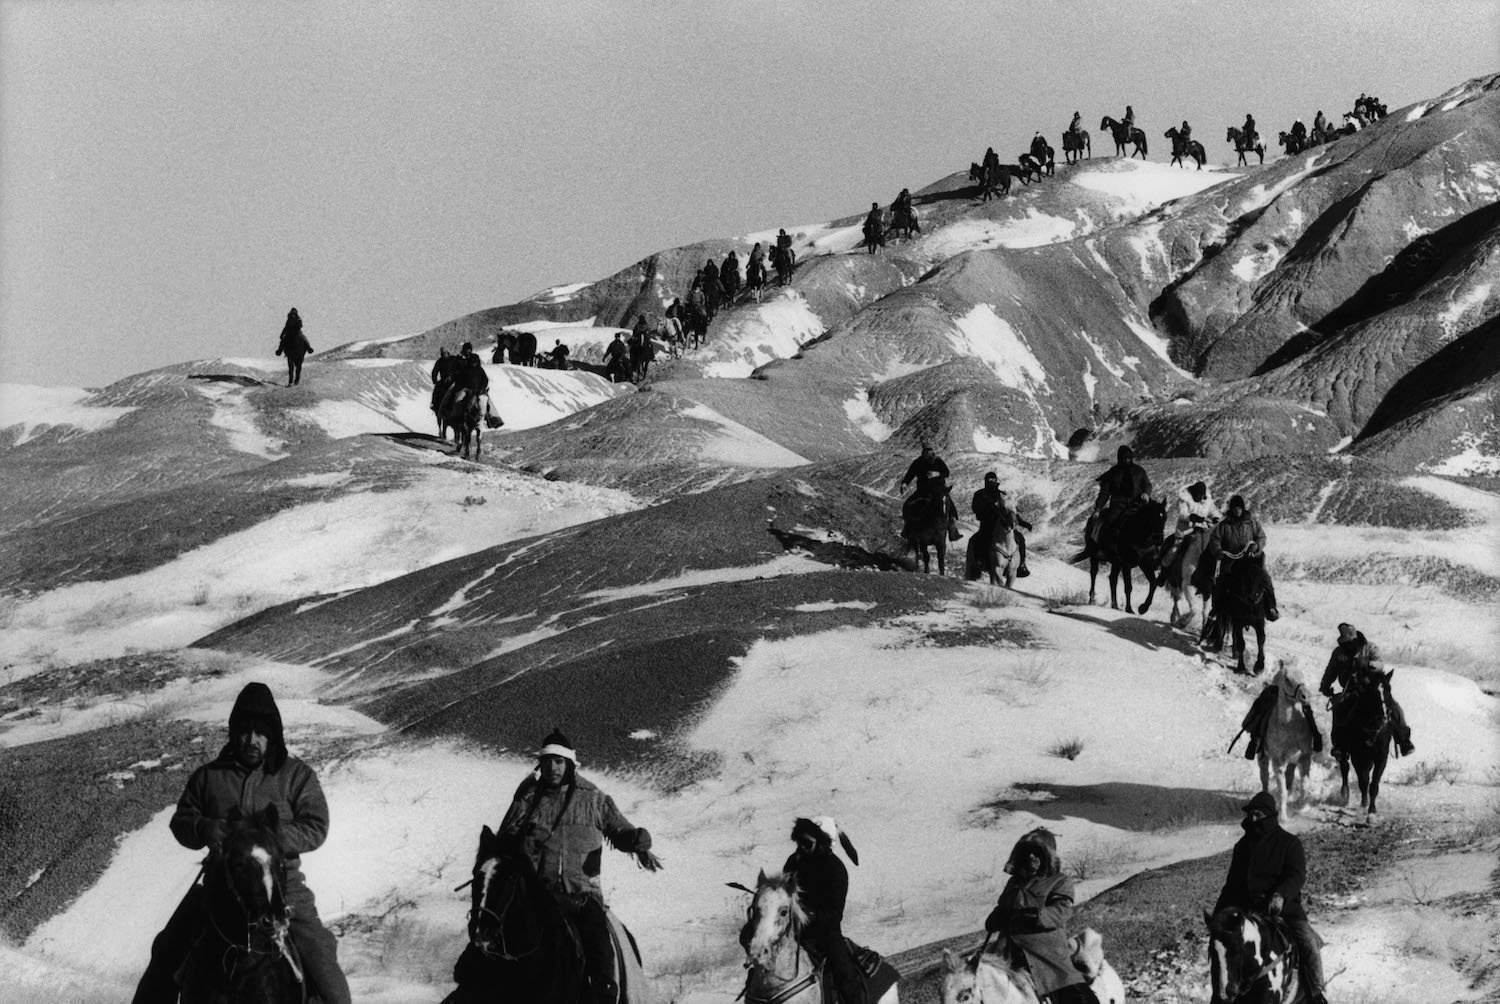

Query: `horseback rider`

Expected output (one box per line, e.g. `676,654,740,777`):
746,242,766,290
1205,494,1278,621
721,250,742,300
1242,112,1257,147
438,348,496,424
1313,109,1328,139
1239,660,1325,761
1122,105,1135,130
431,346,460,412
1068,111,1082,138
1290,119,1307,144
474,729,661,1004
901,443,961,541
603,332,630,380
548,339,571,369
1030,132,1047,161
275,307,313,386
132,683,351,1004
1319,623,1416,757
983,828,1098,1004
891,188,918,233
744,817,866,1004
1089,445,1152,550
983,146,1001,174
862,202,884,247
1156,480,1220,584
972,471,1033,578
702,258,724,317
1178,119,1192,148
1214,792,1327,1004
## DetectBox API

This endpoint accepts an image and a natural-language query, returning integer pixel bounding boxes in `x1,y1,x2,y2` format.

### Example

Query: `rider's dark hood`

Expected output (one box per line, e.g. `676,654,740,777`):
221,682,288,773
1003,827,1060,877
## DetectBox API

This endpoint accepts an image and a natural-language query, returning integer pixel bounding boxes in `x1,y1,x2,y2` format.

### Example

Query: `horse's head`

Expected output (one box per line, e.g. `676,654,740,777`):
466,825,547,961
216,805,292,940
743,870,804,968
941,947,1035,1004
1226,126,1236,141
1204,906,1293,1004
941,948,981,1004
969,162,982,182
1099,116,1111,130
1272,659,1310,705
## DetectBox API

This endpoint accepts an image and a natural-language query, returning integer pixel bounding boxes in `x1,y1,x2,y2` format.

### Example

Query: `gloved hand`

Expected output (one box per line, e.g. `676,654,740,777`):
201,819,228,852
1267,892,1284,917
634,828,652,852
984,906,1005,933
1248,542,1262,558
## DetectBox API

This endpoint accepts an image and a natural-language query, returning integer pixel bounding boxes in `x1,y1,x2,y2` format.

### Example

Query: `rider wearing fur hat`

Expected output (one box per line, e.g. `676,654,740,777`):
1156,480,1221,585
483,729,661,1004
132,683,350,1004
1089,444,1153,551
1214,792,1326,1004
764,817,866,1004
984,828,1097,1004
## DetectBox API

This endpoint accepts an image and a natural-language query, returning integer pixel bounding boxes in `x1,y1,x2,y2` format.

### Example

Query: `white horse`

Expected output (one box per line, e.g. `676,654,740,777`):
965,528,1017,587
940,931,1126,1004
739,871,898,1004
1259,660,1317,823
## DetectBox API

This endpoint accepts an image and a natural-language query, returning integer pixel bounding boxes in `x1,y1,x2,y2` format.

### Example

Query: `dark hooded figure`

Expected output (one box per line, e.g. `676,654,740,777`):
862,202,884,249
702,258,724,317
720,250,741,301
972,471,1033,577
1214,792,1327,1004
900,443,961,540
132,683,350,1004
1122,104,1135,129
984,828,1098,1004
751,817,865,1004
746,243,766,291
1242,113,1257,146
983,146,1001,174
1090,444,1152,548
274,307,313,386
456,730,659,1003
1319,623,1415,757
430,346,460,411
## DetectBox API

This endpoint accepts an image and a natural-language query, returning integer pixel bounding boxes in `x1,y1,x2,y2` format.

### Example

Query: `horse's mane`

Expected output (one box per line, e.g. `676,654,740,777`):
756,871,809,933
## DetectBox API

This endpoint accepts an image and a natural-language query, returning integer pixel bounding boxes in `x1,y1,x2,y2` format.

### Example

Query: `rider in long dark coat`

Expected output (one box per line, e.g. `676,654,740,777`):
275,307,313,386
1319,623,1415,756
972,472,1033,577
862,203,884,248
1069,111,1082,138
132,684,350,1004
746,243,766,291
901,443,960,539
758,817,866,1004
1122,105,1135,129
1090,445,1152,550
720,251,741,301
702,259,724,317
1214,792,1326,1004
985,828,1096,1004
431,347,460,411
1242,113,1257,146
983,146,1001,174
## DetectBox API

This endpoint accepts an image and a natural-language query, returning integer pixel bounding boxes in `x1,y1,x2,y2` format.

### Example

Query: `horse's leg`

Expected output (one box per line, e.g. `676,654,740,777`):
1232,618,1247,673
1284,759,1299,815
1336,755,1350,806
1108,561,1121,610
1368,745,1387,817
1089,556,1100,605
1137,562,1159,615
1253,621,1266,674
1122,564,1135,614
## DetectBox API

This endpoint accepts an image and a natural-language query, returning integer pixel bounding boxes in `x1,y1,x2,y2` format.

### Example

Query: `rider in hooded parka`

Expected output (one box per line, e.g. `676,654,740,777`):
984,828,1098,1004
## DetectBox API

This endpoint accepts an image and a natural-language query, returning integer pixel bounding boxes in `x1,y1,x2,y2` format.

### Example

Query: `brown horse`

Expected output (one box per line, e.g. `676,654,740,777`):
1062,128,1091,163
1164,127,1206,169
1083,499,1166,613
969,161,1012,200
903,495,950,575
1330,669,1393,821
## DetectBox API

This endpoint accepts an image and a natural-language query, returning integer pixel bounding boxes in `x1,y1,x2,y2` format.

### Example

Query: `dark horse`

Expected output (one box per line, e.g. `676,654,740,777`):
890,203,921,239
628,334,656,381
1278,130,1306,156
902,495,950,576
1164,127,1206,170
179,806,305,1004
1206,546,1268,675
1015,154,1045,185
1226,126,1265,165
770,243,797,286
1063,128,1091,163
442,826,584,1004
494,330,538,366
1084,499,1166,613
441,391,483,460
1330,669,1393,820
968,161,1012,201
1203,907,1302,1004
1100,116,1148,158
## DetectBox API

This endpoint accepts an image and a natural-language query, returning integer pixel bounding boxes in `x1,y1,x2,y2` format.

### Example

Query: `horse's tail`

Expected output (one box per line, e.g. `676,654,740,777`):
1140,135,1148,155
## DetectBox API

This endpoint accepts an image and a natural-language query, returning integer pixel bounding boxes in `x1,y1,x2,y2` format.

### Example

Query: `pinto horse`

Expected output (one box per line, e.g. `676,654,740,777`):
1084,499,1166,613
1330,669,1393,820
1100,116,1148,158
735,871,899,1004
1164,127,1206,169
1226,126,1265,165
1203,907,1301,1004
179,806,304,1004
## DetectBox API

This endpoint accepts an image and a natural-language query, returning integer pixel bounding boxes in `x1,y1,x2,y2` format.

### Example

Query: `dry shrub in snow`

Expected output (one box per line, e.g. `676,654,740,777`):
1048,737,1086,761
1044,587,1091,611
1394,756,1464,786
1066,836,1143,881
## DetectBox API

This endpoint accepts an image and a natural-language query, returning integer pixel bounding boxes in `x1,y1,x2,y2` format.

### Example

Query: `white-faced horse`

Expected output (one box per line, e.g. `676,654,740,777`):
737,871,898,1004
966,527,1017,587
939,932,1125,1004
1258,660,1316,824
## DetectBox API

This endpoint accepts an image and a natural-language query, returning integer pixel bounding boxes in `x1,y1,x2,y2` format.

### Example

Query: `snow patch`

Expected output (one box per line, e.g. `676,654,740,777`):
918,211,1077,258
579,552,826,603
1438,282,1490,334
0,384,137,446
1405,103,1430,122
697,291,825,379
793,601,876,613
531,282,590,302
1071,160,1237,213
949,304,1048,390
677,402,809,467
843,389,894,443
195,382,287,458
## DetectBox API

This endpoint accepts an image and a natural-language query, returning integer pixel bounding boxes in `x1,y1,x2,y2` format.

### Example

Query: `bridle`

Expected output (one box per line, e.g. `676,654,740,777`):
742,890,814,1004
208,844,305,990
1208,917,1293,1004
460,861,544,962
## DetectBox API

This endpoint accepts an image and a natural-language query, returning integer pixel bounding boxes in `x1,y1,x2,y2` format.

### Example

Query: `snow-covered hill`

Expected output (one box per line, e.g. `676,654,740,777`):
3,73,1499,1004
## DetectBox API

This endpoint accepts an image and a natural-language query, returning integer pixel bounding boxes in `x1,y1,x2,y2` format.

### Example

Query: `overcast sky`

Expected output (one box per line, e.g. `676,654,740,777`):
2,0,1496,388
